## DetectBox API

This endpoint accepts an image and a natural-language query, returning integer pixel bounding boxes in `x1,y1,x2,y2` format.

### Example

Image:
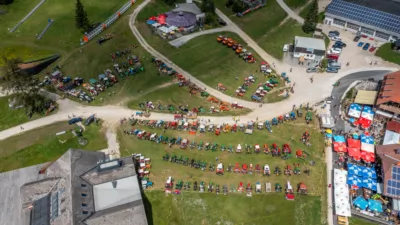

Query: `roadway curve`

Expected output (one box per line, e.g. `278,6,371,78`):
169,26,233,47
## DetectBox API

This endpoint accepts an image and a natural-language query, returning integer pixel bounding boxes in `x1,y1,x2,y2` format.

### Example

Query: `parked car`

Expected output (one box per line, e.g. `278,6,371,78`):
327,54,339,60
68,117,82,125
331,48,342,54
357,42,364,47
328,62,341,69
369,45,376,52
332,44,343,49
283,44,289,52
335,41,346,47
217,18,227,26
353,36,361,42
306,67,319,73
331,36,342,41
363,43,370,50
329,31,340,37
326,67,339,73
327,59,337,64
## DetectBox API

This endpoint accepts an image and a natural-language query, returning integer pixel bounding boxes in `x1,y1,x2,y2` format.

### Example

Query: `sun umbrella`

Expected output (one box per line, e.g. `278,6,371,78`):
326,129,332,134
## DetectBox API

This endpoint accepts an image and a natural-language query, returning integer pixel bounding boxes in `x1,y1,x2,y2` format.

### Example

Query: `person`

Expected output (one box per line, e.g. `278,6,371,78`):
20,126,24,130
290,68,292,72
346,62,350,66
236,76,238,80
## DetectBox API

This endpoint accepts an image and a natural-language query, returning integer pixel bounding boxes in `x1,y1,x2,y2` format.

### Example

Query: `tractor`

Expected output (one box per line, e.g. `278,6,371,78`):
254,144,260,153
284,165,292,176
175,180,183,190
190,141,196,149
294,166,301,175
297,182,307,195
200,181,205,192
305,111,313,124
264,164,270,176
274,166,281,176
182,156,189,166
197,141,203,150
184,182,191,191
275,183,282,192
282,144,292,155
216,184,220,195
223,184,228,195
193,181,198,191
208,182,214,192
165,176,173,194
162,153,170,161
216,163,224,175
255,164,261,173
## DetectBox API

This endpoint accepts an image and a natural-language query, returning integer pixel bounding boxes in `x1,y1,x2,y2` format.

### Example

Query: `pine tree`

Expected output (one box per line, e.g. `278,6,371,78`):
302,0,319,33
0,0,13,5
75,0,90,31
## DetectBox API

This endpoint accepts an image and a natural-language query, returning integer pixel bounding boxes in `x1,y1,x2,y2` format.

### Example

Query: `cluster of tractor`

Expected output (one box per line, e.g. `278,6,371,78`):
164,176,308,196
132,153,154,190
109,47,145,77
217,35,256,64
152,57,177,76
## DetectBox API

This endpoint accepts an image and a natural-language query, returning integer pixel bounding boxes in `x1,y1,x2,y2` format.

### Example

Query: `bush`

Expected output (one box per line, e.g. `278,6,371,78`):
232,0,244,13
225,0,234,7
0,0,13,5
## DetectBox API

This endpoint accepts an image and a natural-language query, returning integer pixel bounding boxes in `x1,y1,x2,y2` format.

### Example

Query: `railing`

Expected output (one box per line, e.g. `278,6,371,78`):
10,0,46,33
37,20,54,40
81,0,135,44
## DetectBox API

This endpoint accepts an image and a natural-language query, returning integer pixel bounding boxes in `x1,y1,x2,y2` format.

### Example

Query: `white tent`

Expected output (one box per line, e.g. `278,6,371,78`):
383,130,400,145
320,114,335,128
334,169,351,217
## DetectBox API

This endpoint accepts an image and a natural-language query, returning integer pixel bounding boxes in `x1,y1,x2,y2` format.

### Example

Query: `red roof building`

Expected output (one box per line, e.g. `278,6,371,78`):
376,71,400,116
386,121,400,133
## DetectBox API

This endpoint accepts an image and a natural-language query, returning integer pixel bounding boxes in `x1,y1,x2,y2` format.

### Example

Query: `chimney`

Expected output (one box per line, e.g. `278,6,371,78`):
112,180,117,189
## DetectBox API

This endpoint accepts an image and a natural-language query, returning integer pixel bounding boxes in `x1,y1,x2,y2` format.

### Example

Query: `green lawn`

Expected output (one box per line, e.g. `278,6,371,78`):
284,0,309,9
137,22,285,101
259,19,312,59
0,44,55,66
144,191,322,225
127,84,253,116
0,0,130,51
216,0,288,40
348,217,377,225
0,95,52,131
0,121,107,172
119,115,326,223
376,43,400,65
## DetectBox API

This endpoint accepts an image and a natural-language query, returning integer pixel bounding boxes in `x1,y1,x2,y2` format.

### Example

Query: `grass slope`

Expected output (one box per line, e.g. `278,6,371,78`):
0,44,55,66
144,191,322,225
127,85,253,116
0,121,107,172
376,43,400,65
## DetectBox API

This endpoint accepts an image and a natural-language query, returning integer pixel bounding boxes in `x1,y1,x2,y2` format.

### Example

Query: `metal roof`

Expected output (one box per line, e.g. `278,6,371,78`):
354,90,378,105
326,0,400,34
294,36,325,51
30,195,50,225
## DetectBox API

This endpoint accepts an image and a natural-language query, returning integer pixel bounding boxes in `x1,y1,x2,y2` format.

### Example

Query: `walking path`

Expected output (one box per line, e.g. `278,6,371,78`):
276,0,305,24
99,129,120,159
169,26,233,47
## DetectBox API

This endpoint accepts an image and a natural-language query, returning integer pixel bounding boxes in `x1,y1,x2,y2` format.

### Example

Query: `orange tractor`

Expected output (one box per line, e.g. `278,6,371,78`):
222,37,232,45
217,35,224,42
297,182,307,194
227,40,236,48
207,96,219,103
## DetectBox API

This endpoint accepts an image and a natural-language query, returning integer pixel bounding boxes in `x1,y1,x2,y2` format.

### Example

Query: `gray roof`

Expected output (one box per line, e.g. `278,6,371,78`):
171,3,202,15
294,36,326,51
0,149,147,225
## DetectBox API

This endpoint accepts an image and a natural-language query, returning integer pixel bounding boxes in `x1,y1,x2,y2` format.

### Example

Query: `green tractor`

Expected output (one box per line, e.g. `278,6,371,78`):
162,153,170,161
198,141,204,150
208,181,214,192
201,161,207,171
201,91,209,97
205,142,211,151
184,182,191,190
221,144,226,151
211,143,218,152
175,180,183,190
170,154,177,163
183,156,189,166
209,163,215,171
176,155,183,164
162,136,169,144
305,111,313,124
275,183,282,192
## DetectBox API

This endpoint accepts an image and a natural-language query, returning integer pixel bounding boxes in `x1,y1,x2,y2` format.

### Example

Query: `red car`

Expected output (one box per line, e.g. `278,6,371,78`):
369,46,376,52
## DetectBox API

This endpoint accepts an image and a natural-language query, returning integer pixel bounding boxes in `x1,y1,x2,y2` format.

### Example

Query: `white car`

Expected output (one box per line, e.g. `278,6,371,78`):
331,36,342,41
328,48,342,54
283,44,289,52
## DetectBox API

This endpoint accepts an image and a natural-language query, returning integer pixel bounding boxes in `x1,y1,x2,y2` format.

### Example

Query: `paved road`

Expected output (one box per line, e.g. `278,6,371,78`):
276,0,305,24
169,26,233,47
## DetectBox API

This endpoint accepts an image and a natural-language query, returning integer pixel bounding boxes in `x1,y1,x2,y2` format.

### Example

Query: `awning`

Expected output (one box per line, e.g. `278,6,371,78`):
348,103,362,118
361,151,375,163
333,142,347,152
347,138,361,149
353,196,368,210
375,110,393,118
334,169,351,217
348,147,361,160
354,90,378,105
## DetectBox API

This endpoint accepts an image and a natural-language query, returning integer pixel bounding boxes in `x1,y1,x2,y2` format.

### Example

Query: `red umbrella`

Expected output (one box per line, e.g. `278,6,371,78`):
333,142,347,152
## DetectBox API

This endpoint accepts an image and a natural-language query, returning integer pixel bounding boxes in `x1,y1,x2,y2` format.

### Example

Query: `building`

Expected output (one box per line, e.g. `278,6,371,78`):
172,1,205,20
293,36,326,60
393,39,400,50
0,149,148,225
375,71,400,119
354,90,378,105
376,144,400,199
325,0,400,42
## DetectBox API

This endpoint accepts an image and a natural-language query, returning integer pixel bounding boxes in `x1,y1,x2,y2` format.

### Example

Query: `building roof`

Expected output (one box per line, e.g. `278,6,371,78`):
171,3,202,15
0,149,148,225
354,90,378,105
294,36,326,51
387,121,400,133
376,144,400,198
376,71,400,105
165,11,197,28
326,0,400,35
383,130,400,145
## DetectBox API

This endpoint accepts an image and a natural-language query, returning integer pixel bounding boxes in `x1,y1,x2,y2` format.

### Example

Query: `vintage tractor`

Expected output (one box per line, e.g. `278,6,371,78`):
274,166,281,176
275,183,282,192
264,164,270,176
297,182,307,195
216,163,224,175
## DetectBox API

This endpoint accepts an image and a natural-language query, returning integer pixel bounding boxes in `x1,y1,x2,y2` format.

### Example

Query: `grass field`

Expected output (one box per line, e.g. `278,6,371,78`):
284,0,309,9
348,217,377,225
259,19,312,59
376,43,400,65
119,115,327,224
0,95,53,131
127,84,253,116
137,21,286,101
0,0,129,52
0,44,55,66
0,121,107,172
216,0,288,40
144,191,322,225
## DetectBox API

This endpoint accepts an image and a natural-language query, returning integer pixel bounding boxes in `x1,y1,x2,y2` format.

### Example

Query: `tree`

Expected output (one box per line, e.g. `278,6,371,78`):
302,0,319,34
231,0,244,13
0,0,13,5
201,0,215,14
0,57,48,116
75,0,90,31
164,0,175,5
225,0,234,7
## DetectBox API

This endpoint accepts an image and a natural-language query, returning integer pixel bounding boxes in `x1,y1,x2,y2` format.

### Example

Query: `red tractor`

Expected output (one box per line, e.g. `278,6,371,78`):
242,163,248,173
165,176,173,194
234,162,240,173
282,144,292,155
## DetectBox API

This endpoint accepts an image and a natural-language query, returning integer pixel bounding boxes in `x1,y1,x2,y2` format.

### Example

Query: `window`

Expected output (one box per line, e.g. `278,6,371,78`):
81,193,87,197
82,211,88,215
82,203,87,207
81,183,87,187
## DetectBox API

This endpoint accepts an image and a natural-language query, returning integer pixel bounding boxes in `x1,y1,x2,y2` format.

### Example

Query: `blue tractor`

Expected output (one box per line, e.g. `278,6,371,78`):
289,111,296,120
251,95,262,102
271,118,278,126
265,121,272,133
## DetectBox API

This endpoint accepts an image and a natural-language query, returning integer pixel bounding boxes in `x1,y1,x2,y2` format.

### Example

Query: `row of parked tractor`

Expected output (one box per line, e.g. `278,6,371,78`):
217,35,256,64
165,176,308,196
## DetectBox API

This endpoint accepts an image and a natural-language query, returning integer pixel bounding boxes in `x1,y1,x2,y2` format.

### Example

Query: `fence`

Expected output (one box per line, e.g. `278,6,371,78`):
81,0,136,44
37,20,54,40
10,0,46,33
